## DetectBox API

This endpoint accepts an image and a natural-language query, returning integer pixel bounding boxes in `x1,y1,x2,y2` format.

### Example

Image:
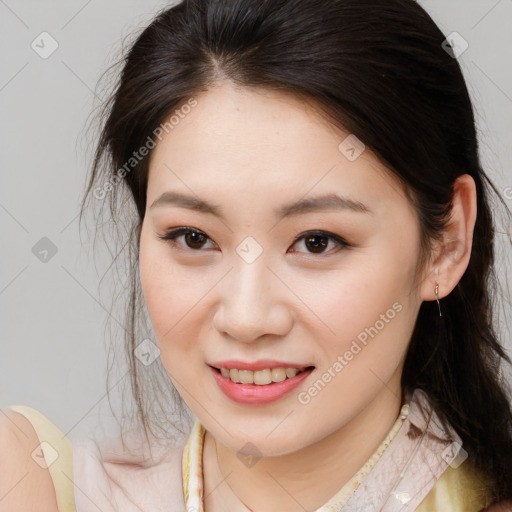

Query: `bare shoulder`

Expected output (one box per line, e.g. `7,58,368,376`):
0,408,59,512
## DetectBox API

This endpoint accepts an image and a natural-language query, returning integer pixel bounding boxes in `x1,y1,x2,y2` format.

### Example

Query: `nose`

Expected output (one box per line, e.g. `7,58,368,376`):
212,256,293,344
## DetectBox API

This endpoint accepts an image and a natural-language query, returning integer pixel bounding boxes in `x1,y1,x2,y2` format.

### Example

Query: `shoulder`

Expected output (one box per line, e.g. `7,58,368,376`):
416,459,494,512
72,424,190,512
407,389,498,512
0,406,60,511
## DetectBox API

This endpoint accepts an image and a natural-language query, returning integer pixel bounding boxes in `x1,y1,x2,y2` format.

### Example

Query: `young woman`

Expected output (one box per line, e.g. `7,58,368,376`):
1,0,511,510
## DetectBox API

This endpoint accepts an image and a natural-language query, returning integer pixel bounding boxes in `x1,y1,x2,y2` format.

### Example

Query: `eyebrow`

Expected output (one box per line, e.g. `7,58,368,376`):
149,191,372,219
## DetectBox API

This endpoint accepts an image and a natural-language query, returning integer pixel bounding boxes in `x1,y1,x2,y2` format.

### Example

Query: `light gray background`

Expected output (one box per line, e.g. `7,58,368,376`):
1,0,511,439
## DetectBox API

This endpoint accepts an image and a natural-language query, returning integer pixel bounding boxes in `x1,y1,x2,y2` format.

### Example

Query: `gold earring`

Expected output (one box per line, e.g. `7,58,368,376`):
435,281,442,317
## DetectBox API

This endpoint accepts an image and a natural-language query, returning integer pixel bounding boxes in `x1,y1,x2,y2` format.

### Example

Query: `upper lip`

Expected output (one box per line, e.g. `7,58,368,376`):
209,360,315,371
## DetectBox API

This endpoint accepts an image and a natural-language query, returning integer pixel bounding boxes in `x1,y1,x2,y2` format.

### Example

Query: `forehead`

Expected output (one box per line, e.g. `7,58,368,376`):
147,81,407,212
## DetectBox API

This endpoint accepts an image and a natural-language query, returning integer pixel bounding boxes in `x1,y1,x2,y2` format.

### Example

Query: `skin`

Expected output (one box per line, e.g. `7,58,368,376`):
138,80,477,511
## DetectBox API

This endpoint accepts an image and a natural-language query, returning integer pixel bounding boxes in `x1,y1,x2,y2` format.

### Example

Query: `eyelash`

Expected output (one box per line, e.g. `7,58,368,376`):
156,227,351,256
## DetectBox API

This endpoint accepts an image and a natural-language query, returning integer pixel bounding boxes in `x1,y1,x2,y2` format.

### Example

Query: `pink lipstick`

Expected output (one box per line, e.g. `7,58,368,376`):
209,361,314,405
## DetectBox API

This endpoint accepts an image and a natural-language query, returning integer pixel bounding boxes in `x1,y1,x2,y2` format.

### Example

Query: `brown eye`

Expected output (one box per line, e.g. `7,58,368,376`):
183,231,208,249
290,230,349,255
157,227,350,256
157,227,216,251
303,234,329,253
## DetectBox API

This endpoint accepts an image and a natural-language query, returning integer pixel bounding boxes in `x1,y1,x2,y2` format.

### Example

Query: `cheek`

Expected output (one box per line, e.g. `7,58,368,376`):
300,267,415,418
138,237,213,373
300,259,410,344
299,233,421,371
139,237,188,341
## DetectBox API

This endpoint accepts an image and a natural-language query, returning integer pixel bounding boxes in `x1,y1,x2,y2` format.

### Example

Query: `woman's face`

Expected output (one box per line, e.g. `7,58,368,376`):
139,80,425,456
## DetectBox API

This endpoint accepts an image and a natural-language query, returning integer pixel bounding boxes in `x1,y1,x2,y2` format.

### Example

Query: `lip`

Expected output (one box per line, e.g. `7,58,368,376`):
209,360,313,371
209,365,315,405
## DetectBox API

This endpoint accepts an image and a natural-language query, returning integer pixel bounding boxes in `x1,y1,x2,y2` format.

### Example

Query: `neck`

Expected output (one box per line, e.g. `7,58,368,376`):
203,378,403,512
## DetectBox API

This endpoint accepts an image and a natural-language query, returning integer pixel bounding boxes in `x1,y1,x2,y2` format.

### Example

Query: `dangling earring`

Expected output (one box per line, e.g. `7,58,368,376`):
435,281,442,317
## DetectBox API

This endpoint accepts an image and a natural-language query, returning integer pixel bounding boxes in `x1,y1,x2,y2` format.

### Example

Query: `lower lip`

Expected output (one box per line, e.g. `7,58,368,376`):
210,366,314,405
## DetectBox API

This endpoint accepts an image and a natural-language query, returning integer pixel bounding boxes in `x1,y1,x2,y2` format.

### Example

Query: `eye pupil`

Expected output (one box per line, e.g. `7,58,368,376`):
186,232,206,249
305,234,328,253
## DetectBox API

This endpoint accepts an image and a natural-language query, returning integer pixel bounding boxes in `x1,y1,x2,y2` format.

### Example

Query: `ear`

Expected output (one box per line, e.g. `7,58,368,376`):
420,174,477,302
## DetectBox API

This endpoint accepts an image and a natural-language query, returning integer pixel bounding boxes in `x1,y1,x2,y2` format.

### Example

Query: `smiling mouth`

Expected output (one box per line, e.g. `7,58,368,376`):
212,366,315,385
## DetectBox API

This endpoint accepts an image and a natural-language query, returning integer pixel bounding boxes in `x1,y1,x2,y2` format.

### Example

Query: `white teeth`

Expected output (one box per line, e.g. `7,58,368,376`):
254,369,272,385
219,367,306,385
286,368,298,378
271,368,287,382
238,370,254,384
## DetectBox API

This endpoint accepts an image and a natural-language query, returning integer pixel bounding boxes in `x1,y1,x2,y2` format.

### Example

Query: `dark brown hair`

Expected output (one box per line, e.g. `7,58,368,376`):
79,0,512,502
